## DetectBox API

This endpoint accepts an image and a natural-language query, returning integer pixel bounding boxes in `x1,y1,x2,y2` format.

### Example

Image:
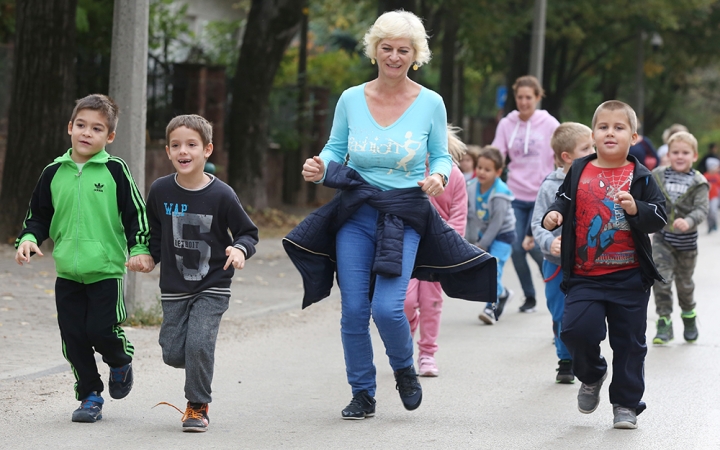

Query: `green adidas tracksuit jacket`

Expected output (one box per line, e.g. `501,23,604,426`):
16,148,150,284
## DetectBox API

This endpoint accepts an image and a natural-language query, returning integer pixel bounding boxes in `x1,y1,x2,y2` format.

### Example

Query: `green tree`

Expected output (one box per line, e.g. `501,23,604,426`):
0,0,77,240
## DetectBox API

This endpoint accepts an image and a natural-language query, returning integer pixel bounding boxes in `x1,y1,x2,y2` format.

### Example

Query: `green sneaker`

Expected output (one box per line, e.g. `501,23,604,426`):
681,310,698,343
653,316,673,345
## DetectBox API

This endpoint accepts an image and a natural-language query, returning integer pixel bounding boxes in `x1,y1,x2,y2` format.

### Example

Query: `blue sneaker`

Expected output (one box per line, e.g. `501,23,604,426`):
72,392,104,422
109,362,133,399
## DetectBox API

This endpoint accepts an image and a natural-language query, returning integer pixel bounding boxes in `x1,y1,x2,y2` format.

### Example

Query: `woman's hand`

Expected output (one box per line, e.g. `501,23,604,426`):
302,156,325,182
418,173,445,197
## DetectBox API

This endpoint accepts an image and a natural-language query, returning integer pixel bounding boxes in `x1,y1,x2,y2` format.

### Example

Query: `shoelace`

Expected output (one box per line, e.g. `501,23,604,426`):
396,372,419,394
615,406,633,415
580,382,600,395
153,401,207,422
153,401,184,414
348,395,365,409
182,407,206,422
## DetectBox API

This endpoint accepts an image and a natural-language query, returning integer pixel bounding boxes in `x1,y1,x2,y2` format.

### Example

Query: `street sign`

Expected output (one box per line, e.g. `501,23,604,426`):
496,86,507,110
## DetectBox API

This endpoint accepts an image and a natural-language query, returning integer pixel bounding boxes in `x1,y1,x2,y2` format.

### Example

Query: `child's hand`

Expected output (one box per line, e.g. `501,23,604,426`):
673,218,690,232
521,235,535,251
126,254,155,273
543,211,563,229
302,156,325,182
224,246,246,270
550,236,562,257
15,241,43,266
614,191,637,215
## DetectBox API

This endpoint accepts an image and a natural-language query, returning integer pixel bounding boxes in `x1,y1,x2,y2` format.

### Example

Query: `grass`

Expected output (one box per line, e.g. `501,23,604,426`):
123,297,163,327
247,207,305,239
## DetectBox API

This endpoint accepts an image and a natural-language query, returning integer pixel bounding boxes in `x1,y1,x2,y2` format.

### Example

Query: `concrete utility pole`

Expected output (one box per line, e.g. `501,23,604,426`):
108,0,150,314
635,31,645,128
529,0,547,87
529,0,547,109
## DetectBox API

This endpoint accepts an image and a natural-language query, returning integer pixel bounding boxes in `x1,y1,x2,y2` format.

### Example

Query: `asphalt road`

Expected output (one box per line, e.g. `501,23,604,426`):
1,234,719,449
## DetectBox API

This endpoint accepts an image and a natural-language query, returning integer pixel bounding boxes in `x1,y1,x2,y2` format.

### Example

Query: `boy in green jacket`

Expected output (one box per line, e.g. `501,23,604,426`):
14,94,154,423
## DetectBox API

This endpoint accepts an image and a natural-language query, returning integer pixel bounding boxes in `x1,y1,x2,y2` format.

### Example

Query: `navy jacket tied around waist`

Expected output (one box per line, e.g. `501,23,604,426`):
283,162,497,309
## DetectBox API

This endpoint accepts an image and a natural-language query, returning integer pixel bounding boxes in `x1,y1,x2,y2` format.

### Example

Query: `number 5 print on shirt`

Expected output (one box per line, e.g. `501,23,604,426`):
172,213,213,281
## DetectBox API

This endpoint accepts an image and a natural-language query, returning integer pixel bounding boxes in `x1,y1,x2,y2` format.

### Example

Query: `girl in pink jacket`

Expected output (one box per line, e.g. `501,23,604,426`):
404,126,468,377
491,75,559,313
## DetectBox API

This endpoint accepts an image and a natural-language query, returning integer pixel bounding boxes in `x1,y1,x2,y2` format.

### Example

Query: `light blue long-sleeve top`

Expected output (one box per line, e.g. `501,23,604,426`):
318,83,451,191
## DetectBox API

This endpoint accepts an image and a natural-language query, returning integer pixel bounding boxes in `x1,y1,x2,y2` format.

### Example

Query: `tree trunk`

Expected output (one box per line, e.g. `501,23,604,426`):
439,8,458,123
283,1,309,205
227,0,303,208
0,0,77,241
503,33,531,116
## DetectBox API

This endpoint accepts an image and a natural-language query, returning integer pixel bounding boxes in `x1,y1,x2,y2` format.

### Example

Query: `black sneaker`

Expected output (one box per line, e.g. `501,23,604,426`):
653,316,674,345
71,392,104,423
108,362,133,399
681,310,698,343
394,365,422,411
182,402,209,432
341,390,376,420
495,289,513,319
556,359,575,384
518,296,537,313
478,306,495,325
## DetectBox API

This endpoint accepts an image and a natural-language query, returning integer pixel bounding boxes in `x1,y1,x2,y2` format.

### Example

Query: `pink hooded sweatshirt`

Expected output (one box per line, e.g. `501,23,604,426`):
491,109,560,202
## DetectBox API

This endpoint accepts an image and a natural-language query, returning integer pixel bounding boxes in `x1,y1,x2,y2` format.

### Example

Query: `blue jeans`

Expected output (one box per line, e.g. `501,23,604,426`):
485,239,512,309
543,260,571,360
336,203,419,397
511,199,544,298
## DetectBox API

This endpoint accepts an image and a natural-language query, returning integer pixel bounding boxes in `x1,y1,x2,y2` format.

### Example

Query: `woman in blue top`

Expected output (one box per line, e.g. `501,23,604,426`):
302,10,451,420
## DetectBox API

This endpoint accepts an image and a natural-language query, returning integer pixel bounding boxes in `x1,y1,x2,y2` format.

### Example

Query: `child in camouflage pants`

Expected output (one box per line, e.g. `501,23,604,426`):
651,131,709,344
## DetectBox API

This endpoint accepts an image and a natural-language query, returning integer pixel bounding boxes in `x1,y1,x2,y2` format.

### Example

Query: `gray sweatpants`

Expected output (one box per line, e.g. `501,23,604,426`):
652,236,697,317
159,294,229,404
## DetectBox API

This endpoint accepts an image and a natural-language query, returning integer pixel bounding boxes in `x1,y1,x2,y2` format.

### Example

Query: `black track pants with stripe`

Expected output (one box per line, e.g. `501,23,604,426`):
56,277,134,400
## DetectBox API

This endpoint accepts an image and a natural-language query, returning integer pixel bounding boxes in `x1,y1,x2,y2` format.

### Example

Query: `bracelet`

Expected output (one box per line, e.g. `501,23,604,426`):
432,173,448,187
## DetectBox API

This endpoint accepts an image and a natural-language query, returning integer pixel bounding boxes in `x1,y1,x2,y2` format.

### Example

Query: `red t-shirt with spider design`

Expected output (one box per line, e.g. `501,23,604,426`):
573,162,639,276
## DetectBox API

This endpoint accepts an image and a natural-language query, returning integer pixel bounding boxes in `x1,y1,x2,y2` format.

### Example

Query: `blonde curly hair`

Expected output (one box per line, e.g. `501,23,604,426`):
363,10,431,67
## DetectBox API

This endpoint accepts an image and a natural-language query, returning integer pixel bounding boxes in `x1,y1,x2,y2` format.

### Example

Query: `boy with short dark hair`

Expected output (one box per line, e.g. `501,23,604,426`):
542,100,667,429
15,93,154,423
651,131,708,345
530,122,594,384
146,114,258,432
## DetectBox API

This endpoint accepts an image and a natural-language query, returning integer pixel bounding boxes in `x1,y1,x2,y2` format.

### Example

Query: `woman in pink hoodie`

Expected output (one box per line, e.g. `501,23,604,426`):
404,126,468,377
491,75,559,313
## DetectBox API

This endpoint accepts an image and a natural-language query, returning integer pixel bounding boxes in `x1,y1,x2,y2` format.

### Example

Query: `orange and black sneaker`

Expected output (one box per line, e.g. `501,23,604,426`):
182,402,209,432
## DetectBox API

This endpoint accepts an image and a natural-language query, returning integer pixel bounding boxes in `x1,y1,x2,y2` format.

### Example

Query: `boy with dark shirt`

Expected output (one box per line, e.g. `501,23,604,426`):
543,101,667,429
146,114,258,432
